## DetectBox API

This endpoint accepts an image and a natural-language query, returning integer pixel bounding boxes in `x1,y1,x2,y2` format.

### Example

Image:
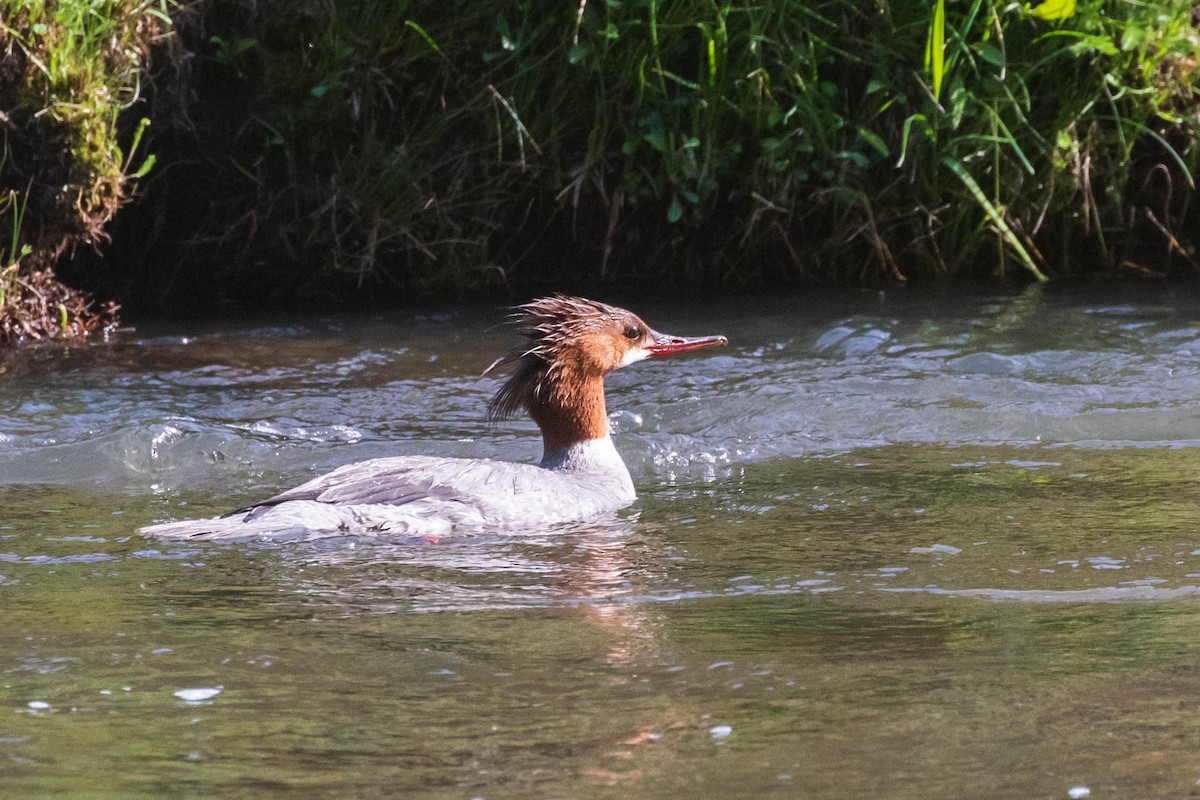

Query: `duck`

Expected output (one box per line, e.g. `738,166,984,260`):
139,295,727,540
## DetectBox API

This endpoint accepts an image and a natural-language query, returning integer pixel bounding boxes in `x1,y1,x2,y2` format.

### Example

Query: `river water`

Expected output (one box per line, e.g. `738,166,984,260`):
3,286,1200,798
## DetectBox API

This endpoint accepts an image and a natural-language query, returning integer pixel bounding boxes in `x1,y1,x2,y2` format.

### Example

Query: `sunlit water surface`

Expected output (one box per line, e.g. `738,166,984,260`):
4,286,1200,798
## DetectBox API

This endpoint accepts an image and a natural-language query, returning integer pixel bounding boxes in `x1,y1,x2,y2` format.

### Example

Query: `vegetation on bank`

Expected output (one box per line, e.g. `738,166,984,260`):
89,0,1196,310
0,0,166,342
5,0,1200,331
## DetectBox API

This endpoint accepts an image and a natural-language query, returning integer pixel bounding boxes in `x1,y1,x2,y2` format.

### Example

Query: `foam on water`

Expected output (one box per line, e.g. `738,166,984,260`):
4,289,1200,495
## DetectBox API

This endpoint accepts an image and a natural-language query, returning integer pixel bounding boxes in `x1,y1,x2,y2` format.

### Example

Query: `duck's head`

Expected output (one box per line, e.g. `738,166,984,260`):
485,295,727,423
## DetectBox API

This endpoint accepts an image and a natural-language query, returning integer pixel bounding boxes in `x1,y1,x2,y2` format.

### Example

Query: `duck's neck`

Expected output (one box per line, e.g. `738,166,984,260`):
528,369,612,467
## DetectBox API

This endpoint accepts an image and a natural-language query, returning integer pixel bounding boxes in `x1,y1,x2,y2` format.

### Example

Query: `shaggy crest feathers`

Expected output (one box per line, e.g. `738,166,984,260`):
484,295,635,422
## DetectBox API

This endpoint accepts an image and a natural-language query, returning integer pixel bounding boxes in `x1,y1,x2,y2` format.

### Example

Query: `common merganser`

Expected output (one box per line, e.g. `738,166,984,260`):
140,296,727,540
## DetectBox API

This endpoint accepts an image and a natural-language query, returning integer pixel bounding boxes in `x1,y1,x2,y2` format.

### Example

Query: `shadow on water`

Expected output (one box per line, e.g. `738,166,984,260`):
4,286,1200,797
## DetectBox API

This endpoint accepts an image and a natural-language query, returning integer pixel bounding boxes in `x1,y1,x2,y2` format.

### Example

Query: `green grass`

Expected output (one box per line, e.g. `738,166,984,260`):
0,0,165,340
121,0,1197,305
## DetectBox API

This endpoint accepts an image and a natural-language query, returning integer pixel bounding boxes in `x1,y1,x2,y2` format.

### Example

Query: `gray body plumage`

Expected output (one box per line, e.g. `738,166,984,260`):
139,437,636,540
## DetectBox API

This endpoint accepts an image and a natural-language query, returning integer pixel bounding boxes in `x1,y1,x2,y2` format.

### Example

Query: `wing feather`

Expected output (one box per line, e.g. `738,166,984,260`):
229,456,544,518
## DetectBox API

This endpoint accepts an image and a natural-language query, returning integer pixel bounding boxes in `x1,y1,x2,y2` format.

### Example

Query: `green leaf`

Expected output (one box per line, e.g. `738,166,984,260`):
131,154,157,180
897,113,928,168
643,132,667,152
638,113,665,134
405,21,449,62
856,127,889,158
836,151,870,169
924,0,945,101
568,43,589,64
973,43,1004,67
1029,0,1075,21
667,195,683,223
1069,35,1118,56
1119,26,1148,52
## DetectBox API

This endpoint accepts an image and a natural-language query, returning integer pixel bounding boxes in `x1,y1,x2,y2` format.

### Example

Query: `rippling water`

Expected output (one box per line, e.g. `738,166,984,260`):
4,285,1200,798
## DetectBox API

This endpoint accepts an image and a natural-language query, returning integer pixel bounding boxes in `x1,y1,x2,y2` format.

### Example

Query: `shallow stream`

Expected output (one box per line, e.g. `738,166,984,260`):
4,286,1200,798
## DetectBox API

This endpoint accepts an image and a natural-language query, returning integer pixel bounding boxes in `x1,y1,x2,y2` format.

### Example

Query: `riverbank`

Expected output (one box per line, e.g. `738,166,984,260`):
1,0,164,342
3,0,1199,340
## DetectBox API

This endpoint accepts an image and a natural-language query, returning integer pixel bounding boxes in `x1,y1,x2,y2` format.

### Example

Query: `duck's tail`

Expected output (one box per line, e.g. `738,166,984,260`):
138,499,436,541
138,515,328,541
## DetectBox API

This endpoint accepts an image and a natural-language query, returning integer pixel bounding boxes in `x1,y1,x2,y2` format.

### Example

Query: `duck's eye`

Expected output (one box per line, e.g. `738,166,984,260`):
623,324,641,340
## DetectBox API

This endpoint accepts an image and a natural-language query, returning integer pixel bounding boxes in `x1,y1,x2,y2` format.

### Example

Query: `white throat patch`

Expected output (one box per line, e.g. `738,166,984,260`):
620,346,650,367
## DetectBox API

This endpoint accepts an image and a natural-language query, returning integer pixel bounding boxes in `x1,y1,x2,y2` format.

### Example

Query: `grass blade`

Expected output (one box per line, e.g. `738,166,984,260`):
943,157,1048,282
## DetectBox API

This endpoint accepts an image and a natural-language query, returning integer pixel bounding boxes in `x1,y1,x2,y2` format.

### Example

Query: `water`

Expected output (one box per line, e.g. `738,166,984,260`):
4,286,1200,797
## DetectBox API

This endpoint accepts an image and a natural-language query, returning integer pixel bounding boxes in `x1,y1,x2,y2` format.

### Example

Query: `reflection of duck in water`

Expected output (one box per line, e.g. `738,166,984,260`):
141,296,726,540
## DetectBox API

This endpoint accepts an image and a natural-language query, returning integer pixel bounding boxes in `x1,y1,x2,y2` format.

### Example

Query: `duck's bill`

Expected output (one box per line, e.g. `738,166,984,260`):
646,332,729,357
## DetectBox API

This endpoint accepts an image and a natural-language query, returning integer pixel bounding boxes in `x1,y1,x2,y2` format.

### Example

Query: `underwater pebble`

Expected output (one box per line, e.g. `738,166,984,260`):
174,686,223,704
813,326,855,352
709,725,732,739
1067,786,1090,799
910,544,962,555
949,351,1020,375
839,331,890,356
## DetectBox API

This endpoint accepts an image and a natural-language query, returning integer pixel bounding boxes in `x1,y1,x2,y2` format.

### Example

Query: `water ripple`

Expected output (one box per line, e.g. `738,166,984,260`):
3,290,1200,493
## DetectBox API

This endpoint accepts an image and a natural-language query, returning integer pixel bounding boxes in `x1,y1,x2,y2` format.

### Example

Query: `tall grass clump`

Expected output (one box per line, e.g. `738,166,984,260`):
900,0,1200,280
555,0,1200,283
92,0,1200,306
0,0,166,343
